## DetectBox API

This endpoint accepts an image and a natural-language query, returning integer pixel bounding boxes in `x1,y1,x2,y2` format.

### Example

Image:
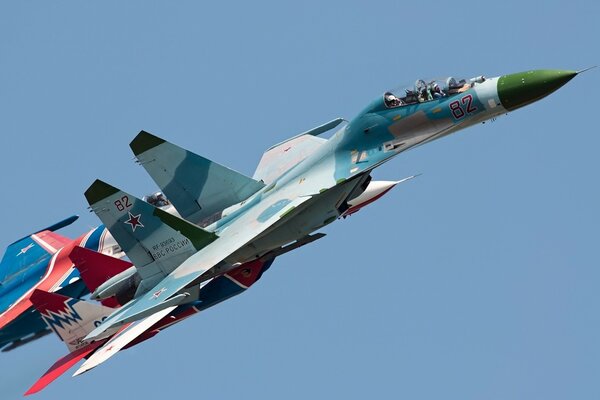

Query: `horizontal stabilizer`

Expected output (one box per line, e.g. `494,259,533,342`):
74,305,177,376
131,130,265,224
69,246,133,294
69,246,134,307
84,179,218,285
117,293,188,325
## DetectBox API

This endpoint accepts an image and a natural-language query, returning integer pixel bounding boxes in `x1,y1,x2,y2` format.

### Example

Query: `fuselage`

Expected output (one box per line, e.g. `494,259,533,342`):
220,70,577,262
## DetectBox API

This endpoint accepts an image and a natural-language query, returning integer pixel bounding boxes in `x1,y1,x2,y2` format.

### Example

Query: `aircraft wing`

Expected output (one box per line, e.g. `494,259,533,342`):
254,134,327,185
253,118,344,185
0,216,79,332
0,223,75,286
85,192,312,340
74,305,177,376
24,340,107,396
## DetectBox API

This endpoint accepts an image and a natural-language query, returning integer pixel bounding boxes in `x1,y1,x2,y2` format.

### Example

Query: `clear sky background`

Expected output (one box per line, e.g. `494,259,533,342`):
1,1,599,399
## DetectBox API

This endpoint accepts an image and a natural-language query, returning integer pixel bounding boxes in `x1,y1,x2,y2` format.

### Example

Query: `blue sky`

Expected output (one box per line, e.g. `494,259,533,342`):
1,1,599,398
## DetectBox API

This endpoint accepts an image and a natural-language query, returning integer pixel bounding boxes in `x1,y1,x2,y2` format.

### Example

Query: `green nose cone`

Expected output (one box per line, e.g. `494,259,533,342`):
498,69,577,111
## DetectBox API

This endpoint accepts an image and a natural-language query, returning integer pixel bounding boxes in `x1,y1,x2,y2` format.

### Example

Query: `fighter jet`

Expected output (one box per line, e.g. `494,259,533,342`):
24,69,583,391
0,216,126,351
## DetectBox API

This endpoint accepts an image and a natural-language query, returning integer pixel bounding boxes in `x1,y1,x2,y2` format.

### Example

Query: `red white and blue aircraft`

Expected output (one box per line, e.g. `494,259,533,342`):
0,217,124,351
25,246,276,394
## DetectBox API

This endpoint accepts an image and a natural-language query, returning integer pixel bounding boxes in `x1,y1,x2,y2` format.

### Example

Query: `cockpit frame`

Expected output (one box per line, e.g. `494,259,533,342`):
383,76,485,109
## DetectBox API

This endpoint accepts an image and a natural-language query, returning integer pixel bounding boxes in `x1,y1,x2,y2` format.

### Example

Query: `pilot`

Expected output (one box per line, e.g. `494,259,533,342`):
384,92,402,108
154,193,169,207
145,192,169,207
430,82,445,98
426,86,433,101
415,79,428,102
446,77,471,94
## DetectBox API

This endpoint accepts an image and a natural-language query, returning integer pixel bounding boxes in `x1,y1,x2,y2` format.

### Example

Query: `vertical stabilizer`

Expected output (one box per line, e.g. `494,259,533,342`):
84,179,218,291
30,290,115,352
130,131,265,223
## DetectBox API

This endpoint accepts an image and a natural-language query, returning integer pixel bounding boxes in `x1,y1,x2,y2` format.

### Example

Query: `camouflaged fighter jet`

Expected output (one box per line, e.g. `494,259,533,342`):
51,69,580,376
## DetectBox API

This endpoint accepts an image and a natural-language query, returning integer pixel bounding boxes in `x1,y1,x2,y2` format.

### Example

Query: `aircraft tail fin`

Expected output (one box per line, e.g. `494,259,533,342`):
130,130,265,224
84,180,218,290
69,246,134,307
30,289,115,353
25,288,115,396
0,216,78,285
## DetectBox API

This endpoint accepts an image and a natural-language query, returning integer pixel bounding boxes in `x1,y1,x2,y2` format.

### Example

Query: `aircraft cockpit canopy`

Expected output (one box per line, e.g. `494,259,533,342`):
143,191,171,208
384,76,485,109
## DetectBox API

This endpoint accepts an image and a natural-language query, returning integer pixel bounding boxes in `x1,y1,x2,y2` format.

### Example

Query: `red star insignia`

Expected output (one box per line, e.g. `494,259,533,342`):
124,211,144,232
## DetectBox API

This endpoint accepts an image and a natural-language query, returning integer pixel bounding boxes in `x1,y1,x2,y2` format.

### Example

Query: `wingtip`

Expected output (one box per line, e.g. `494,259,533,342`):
84,179,120,205
130,130,166,156
24,384,43,396
72,366,90,377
